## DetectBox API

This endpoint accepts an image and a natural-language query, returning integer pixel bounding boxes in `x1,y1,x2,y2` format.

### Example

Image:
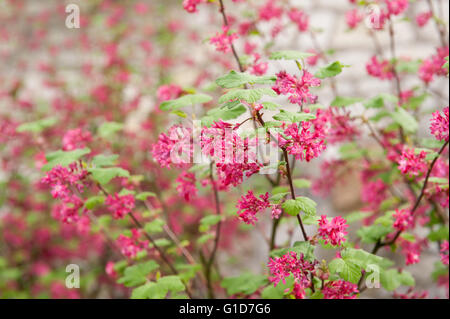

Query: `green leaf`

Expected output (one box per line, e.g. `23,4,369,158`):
315,61,343,79
199,215,222,232
341,248,393,270
221,273,268,295
16,117,57,133
131,276,185,299
98,122,123,139
269,50,314,61
197,233,214,244
131,282,158,299
84,195,105,210
428,226,449,242
292,179,311,189
363,94,397,109
261,102,283,110
272,110,316,123
357,224,393,244
328,258,362,284
442,56,449,73
117,261,159,287
269,192,290,204
160,93,212,111
270,241,316,262
295,196,317,216
136,192,157,201
261,276,294,299
391,107,418,133
88,167,130,185
157,276,186,294
282,199,301,217
345,211,367,224
420,138,445,149
202,104,247,126
144,218,165,234
380,269,415,291
396,59,421,73
42,148,91,171
92,154,119,167
339,142,365,160
216,71,276,88
281,197,316,217
331,96,363,107
218,88,277,104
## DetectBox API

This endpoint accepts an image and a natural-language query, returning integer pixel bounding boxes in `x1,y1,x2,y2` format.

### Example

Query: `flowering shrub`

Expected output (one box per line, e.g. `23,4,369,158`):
0,0,448,300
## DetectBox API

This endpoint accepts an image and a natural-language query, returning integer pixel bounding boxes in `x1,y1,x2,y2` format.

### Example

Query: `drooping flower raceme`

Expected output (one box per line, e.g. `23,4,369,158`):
287,8,309,32
116,229,148,258
62,128,92,151
419,46,449,83
393,208,414,231
397,147,428,177
210,26,238,53
267,251,317,297
201,120,262,188
366,56,393,80
183,0,204,13
152,125,192,169
176,171,197,202
346,8,363,29
430,107,449,142
273,70,321,106
236,191,270,225
105,193,135,219
440,241,449,266
416,11,432,27
279,122,326,162
322,280,358,299
318,215,349,246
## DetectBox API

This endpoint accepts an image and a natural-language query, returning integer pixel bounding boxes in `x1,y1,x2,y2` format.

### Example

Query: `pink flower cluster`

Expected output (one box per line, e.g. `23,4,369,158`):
397,147,428,177
210,26,238,53
416,11,432,27
258,0,283,21
279,122,326,162
41,163,89,224
273,70,321,106
236,191,270,225
366,56,393,80
116,229,148,258
176,171,197,202
152,125,192,168
62,128,92,151
322,280,358,299
346,9,363,29
201,120,261,188
441,241,449,266
157,84,182,102
399,239,424,265
267,251,317,296
318,215,349,246
41,163,88,199
287,8,309,32
216,162,261,189
183,0,204,13
385,0,409,16
430,107,449,142
419,46,449,83
313,108,359,144
105,193,135,219
393,208,413,231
